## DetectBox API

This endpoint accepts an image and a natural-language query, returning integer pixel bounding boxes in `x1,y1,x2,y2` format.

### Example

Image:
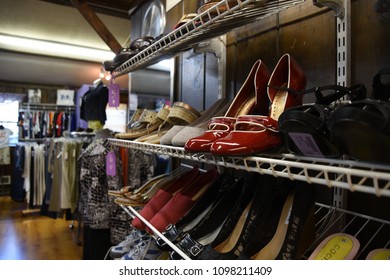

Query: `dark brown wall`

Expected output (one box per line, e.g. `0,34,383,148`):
130,0,390,218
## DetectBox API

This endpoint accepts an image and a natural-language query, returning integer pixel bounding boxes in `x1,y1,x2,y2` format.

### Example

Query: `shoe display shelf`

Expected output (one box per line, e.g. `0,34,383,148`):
109,0,389,259
109,138,390,198
112,0,307,77
109,138,390,259
119,202,193,260
302,203,390,260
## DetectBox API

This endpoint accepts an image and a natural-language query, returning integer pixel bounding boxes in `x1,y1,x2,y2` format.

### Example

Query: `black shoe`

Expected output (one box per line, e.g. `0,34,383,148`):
170,173,258,259
239,180,315,260
197,175,282,260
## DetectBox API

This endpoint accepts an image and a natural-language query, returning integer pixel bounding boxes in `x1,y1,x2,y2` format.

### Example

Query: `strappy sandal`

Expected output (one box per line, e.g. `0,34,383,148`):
108,185,135,198
133,102,201,143
168,102,201,125
115,167,191,207
328,99,390,164
115,105,170,139
278,84,366,158
112,173,168,199
126,108,144,129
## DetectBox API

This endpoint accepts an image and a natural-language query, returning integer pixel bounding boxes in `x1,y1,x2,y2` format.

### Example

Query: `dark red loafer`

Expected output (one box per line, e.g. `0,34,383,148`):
210,115,281,155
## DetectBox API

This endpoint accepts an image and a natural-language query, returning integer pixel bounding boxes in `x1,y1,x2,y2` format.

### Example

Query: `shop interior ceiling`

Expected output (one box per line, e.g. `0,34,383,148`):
0,0,162,98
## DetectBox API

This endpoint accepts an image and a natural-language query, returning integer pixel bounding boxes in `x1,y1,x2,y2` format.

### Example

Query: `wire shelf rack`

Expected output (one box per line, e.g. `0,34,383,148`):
109,138,390,198
302,203,390,260
113,0,306,77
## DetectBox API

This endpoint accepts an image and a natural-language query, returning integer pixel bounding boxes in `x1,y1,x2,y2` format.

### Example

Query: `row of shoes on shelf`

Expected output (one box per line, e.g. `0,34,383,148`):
103,0,264,73
109,166,315,260
108,166,390,260
114,52,390,165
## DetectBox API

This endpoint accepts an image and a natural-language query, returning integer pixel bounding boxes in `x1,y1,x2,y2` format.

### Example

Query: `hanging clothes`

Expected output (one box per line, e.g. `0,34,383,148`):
77,136,133,246
11,145,25,201
22,144,32,203
80,82,109,129
33,144,46,206
0,127,13,165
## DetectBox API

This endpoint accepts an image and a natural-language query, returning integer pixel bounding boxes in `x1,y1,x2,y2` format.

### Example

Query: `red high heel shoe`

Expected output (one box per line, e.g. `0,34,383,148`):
210,53,306,155
184,60,270,152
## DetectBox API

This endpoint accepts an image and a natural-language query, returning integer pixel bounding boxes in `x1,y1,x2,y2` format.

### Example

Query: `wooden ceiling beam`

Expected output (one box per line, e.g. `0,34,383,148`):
70,0,122,54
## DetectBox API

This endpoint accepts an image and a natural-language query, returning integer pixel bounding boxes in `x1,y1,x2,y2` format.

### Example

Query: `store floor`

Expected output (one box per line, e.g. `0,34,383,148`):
0,196,83,260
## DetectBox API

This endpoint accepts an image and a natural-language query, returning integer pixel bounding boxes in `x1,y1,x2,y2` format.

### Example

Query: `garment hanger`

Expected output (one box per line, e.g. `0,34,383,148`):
93,78,103,88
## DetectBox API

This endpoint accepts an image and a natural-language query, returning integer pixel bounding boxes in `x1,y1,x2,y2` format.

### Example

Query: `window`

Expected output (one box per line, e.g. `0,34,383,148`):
0,101,19,145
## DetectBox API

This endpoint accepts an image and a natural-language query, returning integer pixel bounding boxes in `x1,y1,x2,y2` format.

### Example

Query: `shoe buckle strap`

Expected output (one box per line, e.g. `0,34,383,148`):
235,116,279,132
207,116,236,131
180,234,203,257
190,244,202,257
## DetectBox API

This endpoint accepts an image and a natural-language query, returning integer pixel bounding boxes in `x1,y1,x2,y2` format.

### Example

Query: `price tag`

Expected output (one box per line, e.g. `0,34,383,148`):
288,132,324,157
106,151,116,176
108,83,120,107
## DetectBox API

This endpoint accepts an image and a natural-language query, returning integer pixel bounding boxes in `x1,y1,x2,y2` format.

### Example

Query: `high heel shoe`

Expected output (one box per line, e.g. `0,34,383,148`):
210,53,307,155
170,173,258,259
184,60,270,152
197,175,281,260
238,181,316,260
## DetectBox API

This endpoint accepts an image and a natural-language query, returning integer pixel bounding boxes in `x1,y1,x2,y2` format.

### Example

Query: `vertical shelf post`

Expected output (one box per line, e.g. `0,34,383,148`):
314,0,351,210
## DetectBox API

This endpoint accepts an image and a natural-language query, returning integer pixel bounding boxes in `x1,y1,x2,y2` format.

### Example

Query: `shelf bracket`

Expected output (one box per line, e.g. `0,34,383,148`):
313,0,345,18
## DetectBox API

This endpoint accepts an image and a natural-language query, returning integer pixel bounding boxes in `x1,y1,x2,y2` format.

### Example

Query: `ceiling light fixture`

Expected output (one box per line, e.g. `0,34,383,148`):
0,34,115,62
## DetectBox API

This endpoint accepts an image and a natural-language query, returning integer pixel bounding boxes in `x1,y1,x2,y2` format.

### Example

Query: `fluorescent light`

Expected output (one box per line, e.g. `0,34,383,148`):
0,34,115,62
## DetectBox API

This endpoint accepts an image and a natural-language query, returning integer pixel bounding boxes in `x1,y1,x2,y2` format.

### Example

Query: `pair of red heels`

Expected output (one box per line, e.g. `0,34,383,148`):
184,53,307,155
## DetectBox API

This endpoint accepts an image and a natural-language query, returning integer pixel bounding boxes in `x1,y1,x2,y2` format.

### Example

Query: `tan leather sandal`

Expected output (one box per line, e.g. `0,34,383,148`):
168,102,201,125
115,106,170,139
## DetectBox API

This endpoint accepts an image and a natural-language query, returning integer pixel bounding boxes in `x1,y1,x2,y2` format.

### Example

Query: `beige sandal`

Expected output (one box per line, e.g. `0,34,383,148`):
115,106,170,139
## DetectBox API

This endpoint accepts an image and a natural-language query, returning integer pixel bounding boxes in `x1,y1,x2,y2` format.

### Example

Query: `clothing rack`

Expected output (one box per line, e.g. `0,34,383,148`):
19,103,75,112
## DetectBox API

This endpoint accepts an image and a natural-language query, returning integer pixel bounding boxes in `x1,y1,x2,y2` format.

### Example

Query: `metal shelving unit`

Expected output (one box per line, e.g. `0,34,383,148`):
302,203,390,260
109,0,390,259
113,0,306,76
109,138,390,198
19,103,75,112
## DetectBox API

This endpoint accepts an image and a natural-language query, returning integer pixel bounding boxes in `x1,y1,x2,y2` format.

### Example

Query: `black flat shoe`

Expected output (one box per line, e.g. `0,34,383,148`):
239,180,316,260
197,174,282,260
170,173,258,259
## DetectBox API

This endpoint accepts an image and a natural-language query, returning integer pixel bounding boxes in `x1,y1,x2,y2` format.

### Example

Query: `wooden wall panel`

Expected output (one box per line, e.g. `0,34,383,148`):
352,0,390,97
